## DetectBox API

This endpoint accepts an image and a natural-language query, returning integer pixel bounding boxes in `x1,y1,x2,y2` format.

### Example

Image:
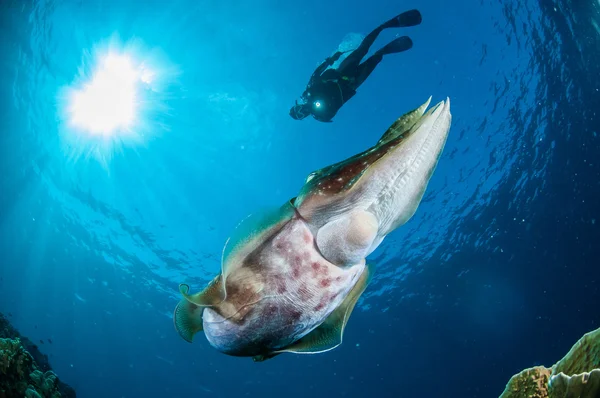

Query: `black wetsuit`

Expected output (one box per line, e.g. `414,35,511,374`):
301,62,358,122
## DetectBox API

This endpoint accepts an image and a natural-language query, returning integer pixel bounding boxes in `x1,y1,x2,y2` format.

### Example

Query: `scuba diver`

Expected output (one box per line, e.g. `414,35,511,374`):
289,9,422,123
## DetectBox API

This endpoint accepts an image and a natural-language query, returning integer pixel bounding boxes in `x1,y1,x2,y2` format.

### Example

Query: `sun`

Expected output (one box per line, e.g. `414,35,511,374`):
58,36,179,167
67,53,143,136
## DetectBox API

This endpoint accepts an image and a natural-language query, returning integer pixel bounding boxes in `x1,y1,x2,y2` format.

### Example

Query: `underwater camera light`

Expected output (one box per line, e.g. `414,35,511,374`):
314,100,322,109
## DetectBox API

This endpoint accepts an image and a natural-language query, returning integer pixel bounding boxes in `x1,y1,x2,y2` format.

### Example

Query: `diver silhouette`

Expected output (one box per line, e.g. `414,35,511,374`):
289,9,422,123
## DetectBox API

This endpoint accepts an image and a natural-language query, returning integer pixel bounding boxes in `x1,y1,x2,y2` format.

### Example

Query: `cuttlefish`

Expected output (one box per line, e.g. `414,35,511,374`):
174,97,452,361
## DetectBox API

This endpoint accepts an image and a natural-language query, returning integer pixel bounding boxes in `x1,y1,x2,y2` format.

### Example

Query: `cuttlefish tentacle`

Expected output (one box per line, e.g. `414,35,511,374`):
297,97,451,267
376,96,432,146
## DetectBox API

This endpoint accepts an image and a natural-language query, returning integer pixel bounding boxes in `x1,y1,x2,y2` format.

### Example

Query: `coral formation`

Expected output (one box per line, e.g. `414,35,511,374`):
0,313,76,398
500,327,600,398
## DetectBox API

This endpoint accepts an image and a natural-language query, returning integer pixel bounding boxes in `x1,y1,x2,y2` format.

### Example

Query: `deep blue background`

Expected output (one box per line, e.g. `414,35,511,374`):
1,0,599,397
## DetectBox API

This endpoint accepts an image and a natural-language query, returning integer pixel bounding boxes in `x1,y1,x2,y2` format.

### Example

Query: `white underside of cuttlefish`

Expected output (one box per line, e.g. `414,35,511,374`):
173,97,452,361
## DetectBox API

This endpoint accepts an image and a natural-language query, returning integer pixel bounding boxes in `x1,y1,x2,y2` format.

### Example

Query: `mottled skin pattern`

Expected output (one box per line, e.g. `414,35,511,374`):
174,97,452,360
202,207,363,357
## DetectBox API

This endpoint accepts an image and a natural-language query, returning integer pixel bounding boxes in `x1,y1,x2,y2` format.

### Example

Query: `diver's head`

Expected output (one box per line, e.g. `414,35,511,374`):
289,102,311,120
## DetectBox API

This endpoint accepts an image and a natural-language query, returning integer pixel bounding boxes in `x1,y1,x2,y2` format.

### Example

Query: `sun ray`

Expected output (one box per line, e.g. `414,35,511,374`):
57,35,181,168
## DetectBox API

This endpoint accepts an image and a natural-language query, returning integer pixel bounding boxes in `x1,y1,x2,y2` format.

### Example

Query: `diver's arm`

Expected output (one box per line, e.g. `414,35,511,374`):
308,61,330,86
330,51,344,63
310,51,344,82
301,52,345,103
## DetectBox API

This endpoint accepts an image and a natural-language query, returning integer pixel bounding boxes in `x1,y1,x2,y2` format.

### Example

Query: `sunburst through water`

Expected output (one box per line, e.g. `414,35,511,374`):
57,36,180,168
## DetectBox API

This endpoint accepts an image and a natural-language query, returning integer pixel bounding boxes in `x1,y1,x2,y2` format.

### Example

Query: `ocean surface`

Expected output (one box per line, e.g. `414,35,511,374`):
1,0,599,397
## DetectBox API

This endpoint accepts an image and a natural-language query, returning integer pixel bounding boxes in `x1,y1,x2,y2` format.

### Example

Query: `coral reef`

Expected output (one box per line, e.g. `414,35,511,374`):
0,313,76,398
500,327,600,397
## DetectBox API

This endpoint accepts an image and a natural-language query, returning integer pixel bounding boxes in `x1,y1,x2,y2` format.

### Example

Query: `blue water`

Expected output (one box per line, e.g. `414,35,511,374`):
1,0,599,397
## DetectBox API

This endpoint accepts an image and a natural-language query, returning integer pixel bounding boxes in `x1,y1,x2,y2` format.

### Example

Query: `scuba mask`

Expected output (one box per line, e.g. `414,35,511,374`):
289,102,311,120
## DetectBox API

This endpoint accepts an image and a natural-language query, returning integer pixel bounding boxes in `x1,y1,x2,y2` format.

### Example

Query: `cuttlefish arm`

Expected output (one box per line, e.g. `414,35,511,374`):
300,97,432,196
295,97,452,267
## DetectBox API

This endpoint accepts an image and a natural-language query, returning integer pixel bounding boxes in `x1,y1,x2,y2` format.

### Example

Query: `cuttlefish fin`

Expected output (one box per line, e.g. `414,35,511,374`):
173,275,224,343
173,297,204,343
268,263,373,358
376,96,432,147
252,352,282,362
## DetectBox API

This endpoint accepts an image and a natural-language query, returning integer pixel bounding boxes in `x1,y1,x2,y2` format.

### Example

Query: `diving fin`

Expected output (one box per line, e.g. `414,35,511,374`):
375,36,413,57
385,9,422,28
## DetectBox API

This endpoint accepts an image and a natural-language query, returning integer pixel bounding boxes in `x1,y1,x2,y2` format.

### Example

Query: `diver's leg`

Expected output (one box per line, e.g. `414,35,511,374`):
352,54,383,89
338,10,422,72
338,28,385,72
351,36,414,89
374,36,413,57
